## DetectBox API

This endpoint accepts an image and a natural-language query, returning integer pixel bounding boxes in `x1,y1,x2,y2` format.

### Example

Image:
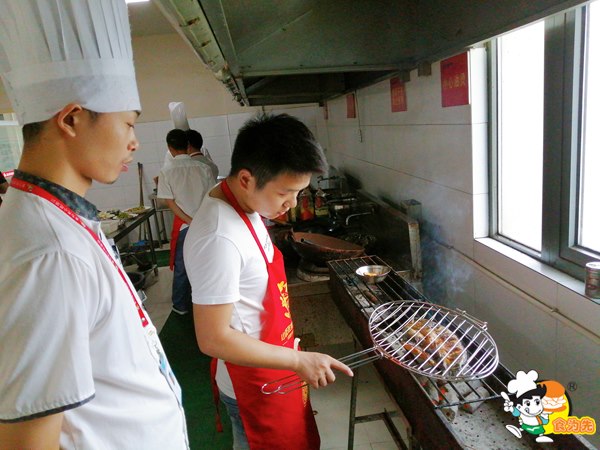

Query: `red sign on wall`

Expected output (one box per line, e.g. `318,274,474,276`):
441,52,469,107
346,93,356,119
390,77,407,112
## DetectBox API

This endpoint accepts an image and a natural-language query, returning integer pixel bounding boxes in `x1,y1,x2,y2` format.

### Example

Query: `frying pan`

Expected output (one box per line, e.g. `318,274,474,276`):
262,300,499,394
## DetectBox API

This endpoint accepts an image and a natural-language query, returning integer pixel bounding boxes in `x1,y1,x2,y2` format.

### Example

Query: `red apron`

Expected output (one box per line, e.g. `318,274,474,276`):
220,180,320,450
169,215,185,270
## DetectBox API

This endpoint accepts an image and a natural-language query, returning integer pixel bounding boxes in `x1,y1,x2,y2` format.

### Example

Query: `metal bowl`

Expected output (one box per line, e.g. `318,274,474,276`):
355,265,391,284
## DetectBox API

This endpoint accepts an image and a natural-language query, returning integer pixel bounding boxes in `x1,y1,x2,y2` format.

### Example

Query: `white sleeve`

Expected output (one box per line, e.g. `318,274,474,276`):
162,150,173,170
185,233,242,305
0,251,95,421
156,170,173,200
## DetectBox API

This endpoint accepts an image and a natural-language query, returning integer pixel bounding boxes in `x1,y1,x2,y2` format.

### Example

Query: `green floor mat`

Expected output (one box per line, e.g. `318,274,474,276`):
155,249,171,268
159,312,233,449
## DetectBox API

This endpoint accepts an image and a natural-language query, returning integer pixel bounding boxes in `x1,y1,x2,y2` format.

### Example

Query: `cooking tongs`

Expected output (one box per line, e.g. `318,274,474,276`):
261,348,382,395
262,300,499,395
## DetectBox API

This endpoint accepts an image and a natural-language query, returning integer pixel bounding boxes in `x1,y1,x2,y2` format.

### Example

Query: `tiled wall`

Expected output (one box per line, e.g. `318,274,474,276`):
86,105,322,211
322,48,599,445
85,105,323,242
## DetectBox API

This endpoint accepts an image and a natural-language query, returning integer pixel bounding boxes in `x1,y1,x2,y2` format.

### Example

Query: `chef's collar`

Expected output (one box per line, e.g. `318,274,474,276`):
14,170,98,221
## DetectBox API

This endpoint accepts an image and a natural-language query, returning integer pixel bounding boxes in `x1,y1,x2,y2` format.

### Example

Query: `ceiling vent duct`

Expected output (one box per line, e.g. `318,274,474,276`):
152,0,246,105
153,0,589,107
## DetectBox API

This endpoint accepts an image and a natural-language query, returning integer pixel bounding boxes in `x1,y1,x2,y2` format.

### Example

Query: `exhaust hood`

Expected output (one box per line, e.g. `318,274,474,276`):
153,0,586,106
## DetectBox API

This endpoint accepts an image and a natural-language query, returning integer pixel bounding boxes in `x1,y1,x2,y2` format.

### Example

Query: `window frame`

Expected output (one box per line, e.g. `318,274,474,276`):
0,112,22,174
489,4,600,281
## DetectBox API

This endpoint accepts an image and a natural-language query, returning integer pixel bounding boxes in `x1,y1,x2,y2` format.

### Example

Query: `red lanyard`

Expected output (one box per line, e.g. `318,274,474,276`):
10,177,149,328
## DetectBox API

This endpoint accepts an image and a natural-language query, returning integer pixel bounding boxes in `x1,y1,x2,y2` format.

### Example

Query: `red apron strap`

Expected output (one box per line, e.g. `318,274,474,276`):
220,179,270,264
169,215,186,270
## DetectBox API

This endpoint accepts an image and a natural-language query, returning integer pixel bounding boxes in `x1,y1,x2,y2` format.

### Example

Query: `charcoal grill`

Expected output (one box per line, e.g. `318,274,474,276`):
327,255,594,450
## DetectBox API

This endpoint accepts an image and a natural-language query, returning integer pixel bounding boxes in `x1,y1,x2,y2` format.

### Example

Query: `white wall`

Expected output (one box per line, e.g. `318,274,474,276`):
322,48,599,447
131,33,251,122
85,105,324,239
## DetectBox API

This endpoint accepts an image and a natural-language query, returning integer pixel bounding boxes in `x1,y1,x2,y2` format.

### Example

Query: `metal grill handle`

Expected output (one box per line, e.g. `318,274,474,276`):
261,348,382,395
455,309,488,330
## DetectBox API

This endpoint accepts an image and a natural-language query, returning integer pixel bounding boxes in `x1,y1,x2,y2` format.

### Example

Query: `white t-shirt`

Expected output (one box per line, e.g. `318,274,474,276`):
184,194,274,398
190,152,219,181
157,154,214,230
0,189,188,449
162,149,174,171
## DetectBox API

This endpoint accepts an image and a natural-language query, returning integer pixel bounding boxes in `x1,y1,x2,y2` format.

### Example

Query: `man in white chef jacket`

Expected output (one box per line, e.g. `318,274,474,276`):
187,128,219,180
0,1,188,448
157,129,214,315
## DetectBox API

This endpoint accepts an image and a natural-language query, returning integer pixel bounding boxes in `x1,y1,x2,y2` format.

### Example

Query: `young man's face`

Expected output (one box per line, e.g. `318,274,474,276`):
248,171,311,219
70,110,139,185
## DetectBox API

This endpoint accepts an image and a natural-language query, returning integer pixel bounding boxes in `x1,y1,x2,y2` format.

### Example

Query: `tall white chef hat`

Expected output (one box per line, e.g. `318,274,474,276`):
508,370,539,398
0,0,140,126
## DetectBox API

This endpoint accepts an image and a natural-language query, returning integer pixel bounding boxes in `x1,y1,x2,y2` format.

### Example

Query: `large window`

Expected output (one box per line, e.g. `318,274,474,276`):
496,22,545,252
490,1,600,280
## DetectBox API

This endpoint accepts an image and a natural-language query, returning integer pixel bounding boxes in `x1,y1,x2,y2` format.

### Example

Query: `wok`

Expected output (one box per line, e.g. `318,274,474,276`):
290,231,365,264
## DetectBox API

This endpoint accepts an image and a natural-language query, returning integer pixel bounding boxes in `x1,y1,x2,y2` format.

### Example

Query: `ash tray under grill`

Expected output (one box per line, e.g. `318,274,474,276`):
355,265,391,284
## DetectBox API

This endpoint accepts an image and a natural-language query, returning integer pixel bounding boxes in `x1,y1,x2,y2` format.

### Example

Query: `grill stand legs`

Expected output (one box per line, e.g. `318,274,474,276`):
347,340,409,450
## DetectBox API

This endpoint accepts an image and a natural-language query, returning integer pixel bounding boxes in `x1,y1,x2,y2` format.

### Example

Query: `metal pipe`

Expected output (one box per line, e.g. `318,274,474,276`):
345,211,373,226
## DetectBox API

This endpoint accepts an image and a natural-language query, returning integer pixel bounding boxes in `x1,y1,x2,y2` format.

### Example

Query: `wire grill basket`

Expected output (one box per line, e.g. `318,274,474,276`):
369,300,499,381
262,298,499,394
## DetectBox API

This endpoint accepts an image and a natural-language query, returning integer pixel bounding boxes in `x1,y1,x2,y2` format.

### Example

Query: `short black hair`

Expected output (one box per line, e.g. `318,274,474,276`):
166,129,188,151
230,113,327,188
22,121,47,143
22,109,100,144
516,385,547,403
186,129,203,150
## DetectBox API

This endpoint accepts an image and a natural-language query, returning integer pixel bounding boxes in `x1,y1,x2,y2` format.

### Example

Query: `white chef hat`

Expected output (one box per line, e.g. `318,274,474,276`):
0,0,140,126
508,370,539,398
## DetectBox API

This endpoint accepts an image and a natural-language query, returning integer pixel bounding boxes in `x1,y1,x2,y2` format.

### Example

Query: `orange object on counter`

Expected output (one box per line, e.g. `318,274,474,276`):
314,188,328,217
298,188,314,221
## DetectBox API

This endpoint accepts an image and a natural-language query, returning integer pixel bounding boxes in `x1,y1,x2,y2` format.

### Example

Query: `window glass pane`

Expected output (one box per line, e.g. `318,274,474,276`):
497,22,545,251
579,1,600,253
0,113,22,173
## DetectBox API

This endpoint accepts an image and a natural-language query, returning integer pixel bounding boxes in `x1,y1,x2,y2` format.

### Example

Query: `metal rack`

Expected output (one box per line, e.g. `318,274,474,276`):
416,370,506,410
327,255,592,450
328,256,503,410
149,193,171,244
106,208,159,276
329,255,423,310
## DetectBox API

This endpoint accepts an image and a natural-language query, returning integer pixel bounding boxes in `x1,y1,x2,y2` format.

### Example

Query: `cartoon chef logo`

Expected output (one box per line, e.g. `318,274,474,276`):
502,370,596,443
